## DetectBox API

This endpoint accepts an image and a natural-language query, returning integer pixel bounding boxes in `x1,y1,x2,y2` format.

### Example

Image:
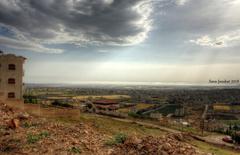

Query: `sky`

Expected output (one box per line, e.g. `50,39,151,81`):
0,0,240,84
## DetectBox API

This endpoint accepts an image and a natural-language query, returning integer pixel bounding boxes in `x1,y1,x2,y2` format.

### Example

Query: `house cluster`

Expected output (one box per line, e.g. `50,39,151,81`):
0,52,26,102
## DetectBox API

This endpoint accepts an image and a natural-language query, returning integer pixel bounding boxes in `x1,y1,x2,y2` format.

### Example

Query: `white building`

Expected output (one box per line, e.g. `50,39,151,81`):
0,52,26,102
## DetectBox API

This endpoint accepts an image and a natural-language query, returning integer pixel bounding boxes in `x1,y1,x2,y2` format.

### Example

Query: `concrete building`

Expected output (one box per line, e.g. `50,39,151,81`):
0,52,26,102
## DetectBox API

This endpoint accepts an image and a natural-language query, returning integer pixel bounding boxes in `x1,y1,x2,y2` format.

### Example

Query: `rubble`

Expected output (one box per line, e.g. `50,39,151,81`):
111,133,208,155
0,102,109,154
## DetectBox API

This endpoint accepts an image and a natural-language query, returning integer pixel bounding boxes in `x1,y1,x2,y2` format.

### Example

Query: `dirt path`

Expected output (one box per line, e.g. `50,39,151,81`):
112,117,181,134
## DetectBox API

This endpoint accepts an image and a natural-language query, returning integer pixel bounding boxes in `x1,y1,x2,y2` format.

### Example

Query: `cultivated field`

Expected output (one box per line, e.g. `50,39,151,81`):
117,103,157,113
73,95,131,100
213,104,240,111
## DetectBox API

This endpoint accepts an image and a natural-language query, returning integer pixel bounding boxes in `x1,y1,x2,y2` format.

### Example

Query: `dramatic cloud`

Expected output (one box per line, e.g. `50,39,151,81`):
190,30,240,48
0,36,63,53
0,0,154,53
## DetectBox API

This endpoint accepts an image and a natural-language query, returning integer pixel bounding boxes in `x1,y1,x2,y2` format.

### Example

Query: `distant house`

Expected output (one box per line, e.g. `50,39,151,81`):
0,52,26,102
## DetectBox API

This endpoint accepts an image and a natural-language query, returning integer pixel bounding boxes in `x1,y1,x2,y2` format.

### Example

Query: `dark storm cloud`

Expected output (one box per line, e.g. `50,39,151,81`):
0,0,154,48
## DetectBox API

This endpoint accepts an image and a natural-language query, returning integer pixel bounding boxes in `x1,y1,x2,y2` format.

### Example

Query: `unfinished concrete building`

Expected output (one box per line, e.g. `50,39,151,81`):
0,52,26,102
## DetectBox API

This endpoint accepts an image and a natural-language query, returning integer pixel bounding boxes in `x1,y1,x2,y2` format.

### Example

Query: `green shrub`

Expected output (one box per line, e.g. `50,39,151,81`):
69,147,81,154
27,134,41,144
39,131,50,138
27,131,50,144
114,133,127,143
105,133,127,146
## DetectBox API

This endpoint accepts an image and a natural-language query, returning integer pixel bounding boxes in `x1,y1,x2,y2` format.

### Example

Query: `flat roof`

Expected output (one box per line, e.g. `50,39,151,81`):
0,53,26,60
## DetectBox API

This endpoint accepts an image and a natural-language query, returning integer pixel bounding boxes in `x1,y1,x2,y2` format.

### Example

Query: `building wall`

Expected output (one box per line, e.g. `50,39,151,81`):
0,54,25,102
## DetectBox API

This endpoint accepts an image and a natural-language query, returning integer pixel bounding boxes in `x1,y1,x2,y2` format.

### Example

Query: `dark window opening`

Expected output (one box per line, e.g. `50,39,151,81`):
8,78,15,84
8,92,15,98
8,64,16,70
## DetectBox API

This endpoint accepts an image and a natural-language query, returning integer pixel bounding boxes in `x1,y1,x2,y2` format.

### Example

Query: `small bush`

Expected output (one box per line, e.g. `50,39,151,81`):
69,147,81,154
27,131,50,144
105,133,127,146
114,133,127,144
27,134,40,144
39,131,50,138
22,122,37,128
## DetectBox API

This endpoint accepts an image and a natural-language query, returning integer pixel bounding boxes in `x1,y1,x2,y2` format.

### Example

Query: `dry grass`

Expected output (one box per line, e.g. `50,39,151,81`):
213,105,231,111
213,104,240,111
57,113,167,137
191,140,240,155
117,103,156,113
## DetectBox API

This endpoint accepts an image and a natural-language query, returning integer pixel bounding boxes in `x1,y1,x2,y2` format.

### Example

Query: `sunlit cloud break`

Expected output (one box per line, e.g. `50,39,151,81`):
190,30,240,48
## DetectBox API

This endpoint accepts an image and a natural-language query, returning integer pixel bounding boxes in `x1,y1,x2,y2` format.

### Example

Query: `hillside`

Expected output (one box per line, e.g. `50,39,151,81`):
0,102,232,155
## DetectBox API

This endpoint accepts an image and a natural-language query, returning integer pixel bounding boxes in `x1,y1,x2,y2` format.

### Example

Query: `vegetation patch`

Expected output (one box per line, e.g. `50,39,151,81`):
213,104,240,112
68,146,81,154
27,131,50,144
73,95,131,100
23,95,38,104
192,140,240,155
105,133,127,146
22,122,38,128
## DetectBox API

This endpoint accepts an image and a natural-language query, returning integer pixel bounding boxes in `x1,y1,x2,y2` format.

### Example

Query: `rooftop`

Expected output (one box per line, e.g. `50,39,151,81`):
0,51,26,60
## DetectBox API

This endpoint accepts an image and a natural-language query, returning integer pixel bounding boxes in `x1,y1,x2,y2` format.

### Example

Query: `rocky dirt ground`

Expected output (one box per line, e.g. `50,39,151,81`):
111,133,208,155
0,102,209,155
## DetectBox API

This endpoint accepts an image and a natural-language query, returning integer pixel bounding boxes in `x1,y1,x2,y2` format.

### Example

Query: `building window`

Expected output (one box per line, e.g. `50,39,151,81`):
8,64,16,70
8,78,16,84
8,92,15,98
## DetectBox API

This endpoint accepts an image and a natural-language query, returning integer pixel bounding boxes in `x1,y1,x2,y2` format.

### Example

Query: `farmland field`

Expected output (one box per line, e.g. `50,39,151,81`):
73,95,131,100
213,104,240,111
118,103,156,113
